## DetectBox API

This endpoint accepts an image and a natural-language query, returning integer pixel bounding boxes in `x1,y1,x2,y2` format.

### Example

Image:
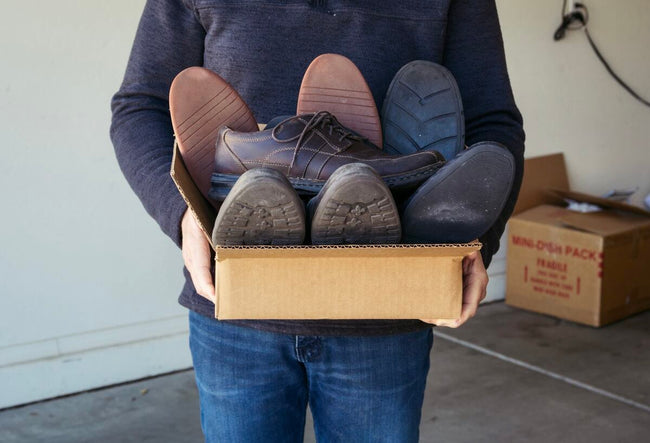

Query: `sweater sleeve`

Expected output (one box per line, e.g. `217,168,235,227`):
443,0,526,267
110,0,205,247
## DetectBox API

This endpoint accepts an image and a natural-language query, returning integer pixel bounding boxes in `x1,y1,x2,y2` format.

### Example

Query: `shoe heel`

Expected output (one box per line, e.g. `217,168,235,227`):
311,163,401,245
212,168,306,246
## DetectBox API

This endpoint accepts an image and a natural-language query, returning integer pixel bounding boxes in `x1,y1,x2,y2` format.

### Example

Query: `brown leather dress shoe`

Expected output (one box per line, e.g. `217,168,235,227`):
170,67,258,202
297,54,383,148
209,112,444,202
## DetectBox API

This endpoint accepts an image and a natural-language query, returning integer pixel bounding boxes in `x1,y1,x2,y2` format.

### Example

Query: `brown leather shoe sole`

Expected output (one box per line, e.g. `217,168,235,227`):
297,54,383,148
170,67,258,201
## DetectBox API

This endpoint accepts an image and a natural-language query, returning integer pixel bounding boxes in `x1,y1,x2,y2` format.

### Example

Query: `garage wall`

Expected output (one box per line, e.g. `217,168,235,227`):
0,1,191,409
1,1,648,408
497,0,649,204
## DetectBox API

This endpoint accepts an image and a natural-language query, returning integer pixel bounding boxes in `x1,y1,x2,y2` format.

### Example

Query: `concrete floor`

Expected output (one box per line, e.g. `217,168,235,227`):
2,302,649,442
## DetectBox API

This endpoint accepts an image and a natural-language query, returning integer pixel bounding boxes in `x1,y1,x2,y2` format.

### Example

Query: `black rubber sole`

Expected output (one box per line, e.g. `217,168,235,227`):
402,142,514,244
211,168,306,245
209,162,443,202
381,60,465,160
309,164,401,245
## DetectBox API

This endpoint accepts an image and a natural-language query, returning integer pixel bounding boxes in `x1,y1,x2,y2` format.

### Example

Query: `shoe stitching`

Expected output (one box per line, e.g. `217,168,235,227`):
299,139,326,179
216,164,440,185
237,144,440,167
222,129,248,173
243,160,294,168
228,133,273,143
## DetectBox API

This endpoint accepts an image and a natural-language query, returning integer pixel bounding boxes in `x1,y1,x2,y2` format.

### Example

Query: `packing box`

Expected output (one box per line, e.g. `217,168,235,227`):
506,153,650,326
171,143,481,320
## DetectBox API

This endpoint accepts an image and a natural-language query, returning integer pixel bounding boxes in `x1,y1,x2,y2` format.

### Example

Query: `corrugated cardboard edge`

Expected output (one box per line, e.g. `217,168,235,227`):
170,142,217,246
216,243,482,258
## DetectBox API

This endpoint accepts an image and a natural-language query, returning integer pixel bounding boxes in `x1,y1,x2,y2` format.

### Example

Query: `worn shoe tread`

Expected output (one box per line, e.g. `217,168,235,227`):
382,60,464,159
212,169,305,245
402,143,514,244
311,164,401,245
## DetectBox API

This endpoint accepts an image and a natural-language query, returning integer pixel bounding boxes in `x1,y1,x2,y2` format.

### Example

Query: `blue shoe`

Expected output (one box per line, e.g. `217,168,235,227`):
381,60,465,160
402,142,514,244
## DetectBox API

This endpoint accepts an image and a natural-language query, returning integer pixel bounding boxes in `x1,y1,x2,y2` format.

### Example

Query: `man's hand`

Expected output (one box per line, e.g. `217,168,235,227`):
181,209,216,303
421,250,488,328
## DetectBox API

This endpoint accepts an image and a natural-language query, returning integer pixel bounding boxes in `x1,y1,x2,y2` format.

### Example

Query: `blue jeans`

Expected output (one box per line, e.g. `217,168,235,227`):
189,311,434,443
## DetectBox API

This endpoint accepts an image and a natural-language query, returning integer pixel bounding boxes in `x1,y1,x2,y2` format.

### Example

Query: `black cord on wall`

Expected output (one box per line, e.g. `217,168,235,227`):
554,1,650,107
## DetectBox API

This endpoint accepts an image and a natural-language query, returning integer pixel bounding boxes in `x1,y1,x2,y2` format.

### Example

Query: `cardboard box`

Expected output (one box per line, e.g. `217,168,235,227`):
506,154,650,326
171,143,481,320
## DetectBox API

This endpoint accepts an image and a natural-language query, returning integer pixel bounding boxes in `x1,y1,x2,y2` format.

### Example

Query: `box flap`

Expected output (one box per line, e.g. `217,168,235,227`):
170,142,218,247
551,189,650,217
559,211,650,236
511,204,571,226
512,204,650,237
513,153,569,215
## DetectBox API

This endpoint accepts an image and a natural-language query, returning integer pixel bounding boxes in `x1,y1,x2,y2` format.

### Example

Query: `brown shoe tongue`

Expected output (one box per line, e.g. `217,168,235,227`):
273,116,309,140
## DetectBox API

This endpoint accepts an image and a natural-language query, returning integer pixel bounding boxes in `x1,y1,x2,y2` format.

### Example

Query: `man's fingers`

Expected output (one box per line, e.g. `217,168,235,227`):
459,277,486,323
181,210,216,303
420,318,461,328
188,264,216,303
455,249,489,327
183,246,216,302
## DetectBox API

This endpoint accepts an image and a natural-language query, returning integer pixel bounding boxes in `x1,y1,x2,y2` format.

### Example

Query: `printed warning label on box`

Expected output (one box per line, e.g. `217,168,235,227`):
510,233,603,301
505,209,606,325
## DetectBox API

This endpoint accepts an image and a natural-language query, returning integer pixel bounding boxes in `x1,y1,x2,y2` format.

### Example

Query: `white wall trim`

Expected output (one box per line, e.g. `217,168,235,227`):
0,315,191,409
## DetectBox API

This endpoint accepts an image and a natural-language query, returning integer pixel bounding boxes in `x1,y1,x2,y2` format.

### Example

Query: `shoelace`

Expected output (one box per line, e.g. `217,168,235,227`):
271,111,364,172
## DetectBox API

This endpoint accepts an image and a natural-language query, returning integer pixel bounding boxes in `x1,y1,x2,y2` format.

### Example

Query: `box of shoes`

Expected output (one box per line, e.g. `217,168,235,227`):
506,153,650,326
171,143,481,320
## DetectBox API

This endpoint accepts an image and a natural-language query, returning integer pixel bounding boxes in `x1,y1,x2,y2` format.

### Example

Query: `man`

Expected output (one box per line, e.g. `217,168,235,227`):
111,1,524,441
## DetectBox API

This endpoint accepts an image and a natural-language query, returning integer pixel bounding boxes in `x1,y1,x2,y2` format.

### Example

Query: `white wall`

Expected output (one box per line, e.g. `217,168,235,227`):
497,0,650,205
0,1,191,409
1,0,648,408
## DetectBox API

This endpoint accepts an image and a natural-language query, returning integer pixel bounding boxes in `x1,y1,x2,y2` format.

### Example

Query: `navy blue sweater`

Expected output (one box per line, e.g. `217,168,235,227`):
111,0,525,336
